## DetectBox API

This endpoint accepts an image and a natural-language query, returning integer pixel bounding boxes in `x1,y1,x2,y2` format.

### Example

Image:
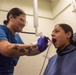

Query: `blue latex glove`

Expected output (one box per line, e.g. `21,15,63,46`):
37,36,48,52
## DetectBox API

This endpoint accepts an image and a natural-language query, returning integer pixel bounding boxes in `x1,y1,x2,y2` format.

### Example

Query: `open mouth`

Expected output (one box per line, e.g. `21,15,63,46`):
52,38,57,43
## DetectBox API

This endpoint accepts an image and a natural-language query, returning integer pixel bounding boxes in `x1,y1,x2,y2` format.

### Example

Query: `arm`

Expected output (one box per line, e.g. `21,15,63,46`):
0,36,48,57
0,40,40,57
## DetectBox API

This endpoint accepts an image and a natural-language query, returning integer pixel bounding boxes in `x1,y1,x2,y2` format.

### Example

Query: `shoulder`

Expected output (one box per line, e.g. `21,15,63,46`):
49,54,57,62
0,25,6,34
68,45,76,50
46,54,58,66
0,25,7,31
0,25,8,40
0,24,5,27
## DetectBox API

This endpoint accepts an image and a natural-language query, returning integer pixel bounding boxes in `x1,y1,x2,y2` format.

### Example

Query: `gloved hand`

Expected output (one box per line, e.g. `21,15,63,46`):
37,36,48,52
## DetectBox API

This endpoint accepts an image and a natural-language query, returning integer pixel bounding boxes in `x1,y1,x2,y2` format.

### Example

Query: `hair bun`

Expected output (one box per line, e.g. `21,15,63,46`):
3,20,8,25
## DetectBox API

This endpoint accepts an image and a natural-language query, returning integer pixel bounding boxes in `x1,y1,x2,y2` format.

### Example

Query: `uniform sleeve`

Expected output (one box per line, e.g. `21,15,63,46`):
0,28,8,41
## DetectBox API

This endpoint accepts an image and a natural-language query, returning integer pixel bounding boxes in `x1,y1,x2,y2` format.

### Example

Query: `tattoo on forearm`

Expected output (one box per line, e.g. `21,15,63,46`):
12,44,19,50
32,45,37,48
26,47,32,53
19,48,25,53
12,44,37,54
12,44,25,53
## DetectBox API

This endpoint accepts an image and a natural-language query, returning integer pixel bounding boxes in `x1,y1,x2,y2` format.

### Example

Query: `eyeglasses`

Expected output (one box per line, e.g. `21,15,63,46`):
20,18,28,25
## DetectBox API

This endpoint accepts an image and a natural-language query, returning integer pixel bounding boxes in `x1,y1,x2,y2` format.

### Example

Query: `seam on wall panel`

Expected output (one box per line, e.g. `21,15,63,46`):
0,9,53,20
0,4,71,20
53,3,71,19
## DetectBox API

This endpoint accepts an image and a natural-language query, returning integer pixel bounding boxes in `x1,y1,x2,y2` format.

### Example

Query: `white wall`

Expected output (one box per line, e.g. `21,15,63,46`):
1,0,76,75
0,0,55,75
51,0,76,32
51,0,72,17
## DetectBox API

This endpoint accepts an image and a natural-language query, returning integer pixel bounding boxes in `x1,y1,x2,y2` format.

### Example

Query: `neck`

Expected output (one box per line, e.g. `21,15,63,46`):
58,43,70,51
7,24,15,35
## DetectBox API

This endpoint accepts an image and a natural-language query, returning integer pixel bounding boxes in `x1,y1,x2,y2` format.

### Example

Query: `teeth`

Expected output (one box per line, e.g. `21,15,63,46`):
52,39,56,43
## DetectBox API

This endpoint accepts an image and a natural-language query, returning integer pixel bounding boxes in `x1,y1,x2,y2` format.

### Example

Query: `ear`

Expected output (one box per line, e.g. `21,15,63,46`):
67,32,72,38
9,14,14,21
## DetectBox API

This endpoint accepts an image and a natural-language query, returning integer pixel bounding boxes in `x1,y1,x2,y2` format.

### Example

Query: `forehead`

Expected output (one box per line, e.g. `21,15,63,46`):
18,14,26,18
54,25,63,30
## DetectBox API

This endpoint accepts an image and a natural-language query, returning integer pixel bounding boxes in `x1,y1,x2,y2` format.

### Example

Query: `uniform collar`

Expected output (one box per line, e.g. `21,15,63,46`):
56,44,76,56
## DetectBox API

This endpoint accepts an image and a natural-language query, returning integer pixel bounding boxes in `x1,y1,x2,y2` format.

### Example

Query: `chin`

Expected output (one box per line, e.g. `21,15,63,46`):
54,45,58,48
17,28,23,31
55,46,57,48
16,30,22,32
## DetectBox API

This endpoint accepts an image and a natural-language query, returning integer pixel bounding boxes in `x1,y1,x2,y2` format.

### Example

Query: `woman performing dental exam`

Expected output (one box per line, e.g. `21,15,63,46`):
0,7,49,75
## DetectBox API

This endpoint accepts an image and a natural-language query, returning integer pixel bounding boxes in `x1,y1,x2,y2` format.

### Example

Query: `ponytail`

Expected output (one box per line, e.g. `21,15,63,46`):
3,20,9,25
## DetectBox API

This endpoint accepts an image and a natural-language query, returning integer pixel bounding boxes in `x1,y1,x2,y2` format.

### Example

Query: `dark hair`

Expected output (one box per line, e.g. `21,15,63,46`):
3,7,26,25
56,23,74,45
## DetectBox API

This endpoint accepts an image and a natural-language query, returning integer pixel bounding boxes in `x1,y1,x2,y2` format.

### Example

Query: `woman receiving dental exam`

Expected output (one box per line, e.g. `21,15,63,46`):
43,23,76,75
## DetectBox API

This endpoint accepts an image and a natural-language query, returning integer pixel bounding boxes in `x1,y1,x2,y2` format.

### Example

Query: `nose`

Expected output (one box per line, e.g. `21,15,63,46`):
21,18,27,26
51,33,53,37
23,21,28,26
51,32,55,37
22,21,28,26
25,21,28,25
21,22,25,27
